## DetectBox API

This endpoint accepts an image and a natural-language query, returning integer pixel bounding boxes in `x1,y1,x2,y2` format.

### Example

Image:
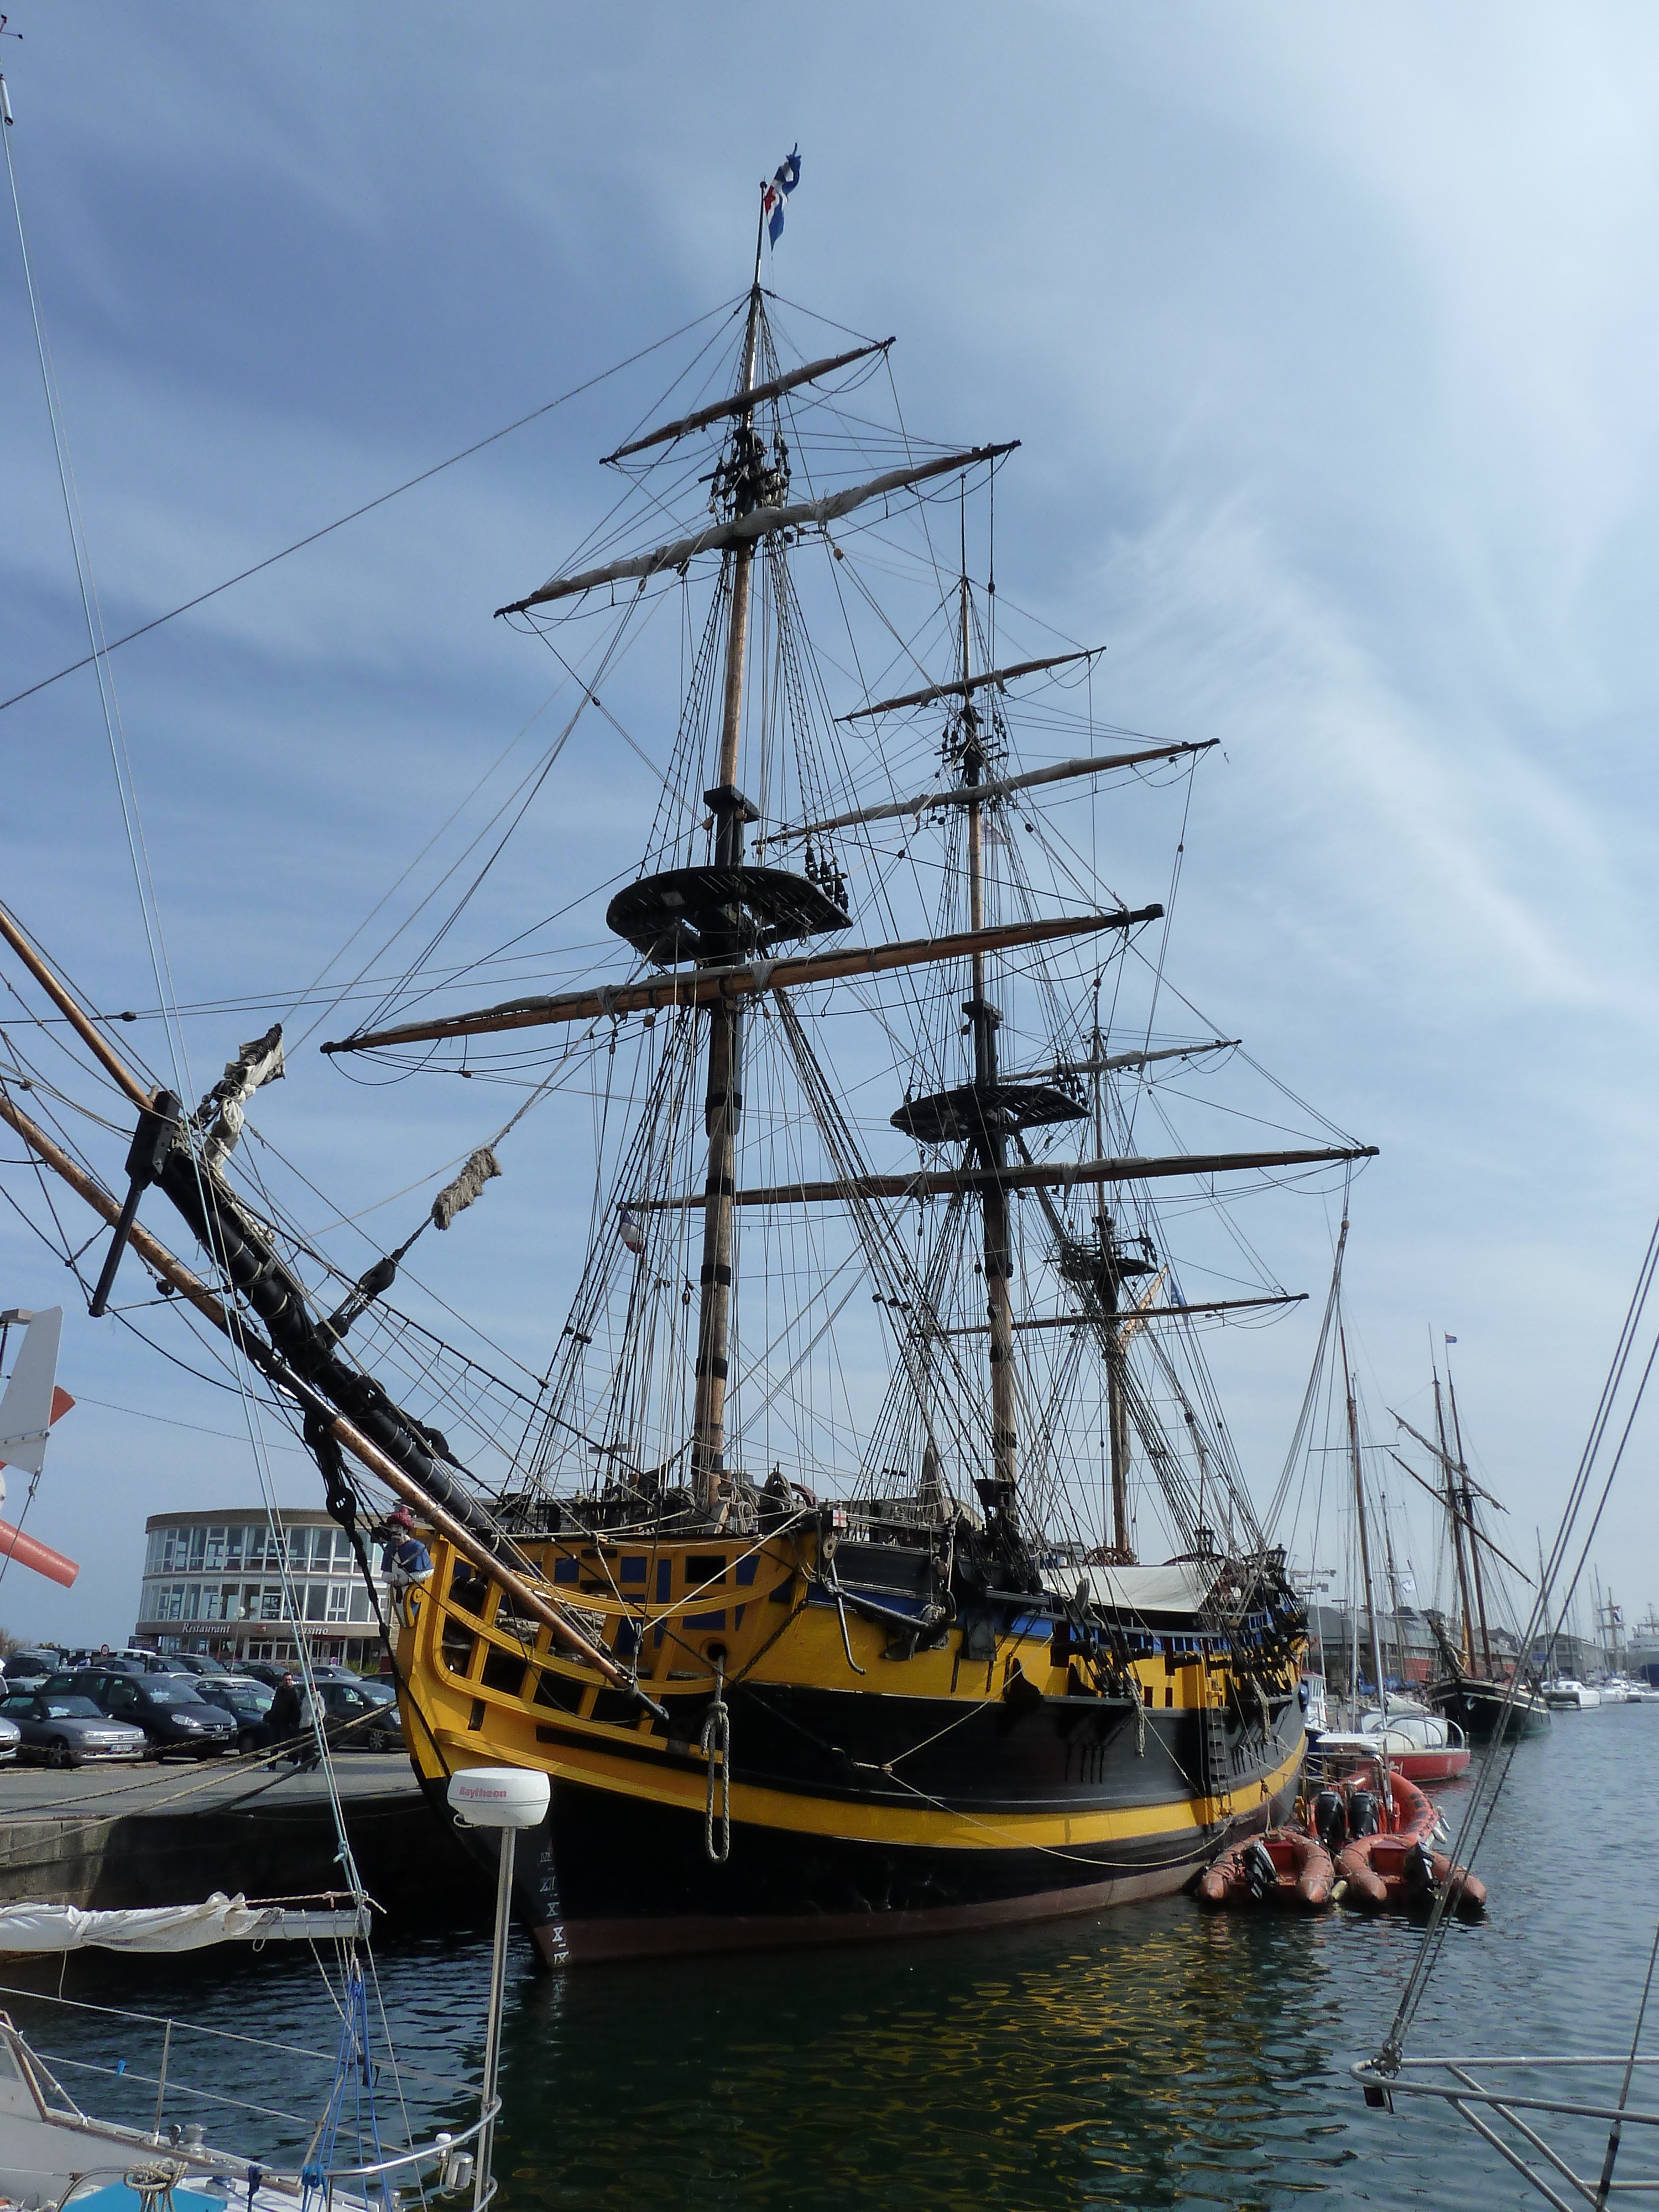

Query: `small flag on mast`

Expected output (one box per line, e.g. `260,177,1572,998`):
762,145,801,246
1444,1333,1457,1344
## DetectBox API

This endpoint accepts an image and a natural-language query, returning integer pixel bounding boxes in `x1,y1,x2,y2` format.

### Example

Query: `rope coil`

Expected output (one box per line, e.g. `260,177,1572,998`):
701,1659,731,1864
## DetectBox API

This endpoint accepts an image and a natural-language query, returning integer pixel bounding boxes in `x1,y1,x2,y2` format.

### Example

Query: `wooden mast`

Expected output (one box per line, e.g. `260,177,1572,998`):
1093,998,1132,1560
1434,1366,1477,1673
1342,1323,1390,1777
1446,1365,1494,1678
959,570,1017,1504
690,229,765,1514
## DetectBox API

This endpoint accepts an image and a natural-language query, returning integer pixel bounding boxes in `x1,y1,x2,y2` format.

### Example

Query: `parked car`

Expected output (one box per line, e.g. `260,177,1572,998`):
70,1671,236,1760
159,1653,223,1677
0,1652,61,1692
0,1712,20,1762
190,1674,275,1753
231,1660,290,1689
314,1678,403,1752
1,1691,145,1767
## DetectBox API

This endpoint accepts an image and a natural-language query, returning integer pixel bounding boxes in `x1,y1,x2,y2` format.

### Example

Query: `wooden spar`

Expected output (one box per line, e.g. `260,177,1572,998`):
1385,1451,1533,1585
634,1143,1378,1211
321,906,1162,1054
0,1083,637,1692
927,1291,1308,1336
766,740,1218,844
602,338,894,461
1043,1037,1239,1079
1392,1408,1505,1511
497,441,1019,616
837,647,1103,721
0,902,154,1110
690,283,764,1512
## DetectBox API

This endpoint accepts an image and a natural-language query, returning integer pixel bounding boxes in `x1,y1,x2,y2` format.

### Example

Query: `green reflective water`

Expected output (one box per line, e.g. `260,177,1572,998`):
4,1708,1650,2210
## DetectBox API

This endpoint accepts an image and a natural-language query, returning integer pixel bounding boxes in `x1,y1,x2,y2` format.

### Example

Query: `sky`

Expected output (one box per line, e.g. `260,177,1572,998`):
3,2,1659,1649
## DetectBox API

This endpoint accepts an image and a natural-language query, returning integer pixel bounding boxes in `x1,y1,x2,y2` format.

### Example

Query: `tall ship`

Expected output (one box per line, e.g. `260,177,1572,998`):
0,174,1377,1963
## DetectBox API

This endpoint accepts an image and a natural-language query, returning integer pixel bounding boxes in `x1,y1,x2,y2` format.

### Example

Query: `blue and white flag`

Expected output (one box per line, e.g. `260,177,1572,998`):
762,145,801,246
1444,1333,1457,1345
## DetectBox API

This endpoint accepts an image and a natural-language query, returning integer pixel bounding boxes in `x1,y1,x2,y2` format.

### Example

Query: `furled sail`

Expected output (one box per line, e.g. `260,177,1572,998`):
602,338,894,461
497,442,1019,615
0,1892,368,1952
772,740,1217,843
323,905,1160,1055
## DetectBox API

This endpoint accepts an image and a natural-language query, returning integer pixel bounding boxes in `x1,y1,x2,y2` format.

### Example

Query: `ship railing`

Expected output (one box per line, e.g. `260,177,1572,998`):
0,1994,489,2202
1353,2053,1659,2208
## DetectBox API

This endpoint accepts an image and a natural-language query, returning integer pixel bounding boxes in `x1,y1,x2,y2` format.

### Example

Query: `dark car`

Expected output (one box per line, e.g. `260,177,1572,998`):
191,1674,276,1752
314,1678,403,1752
1,1691,146,1767
161,1653,223,1678
231,1659,290,1689
72,1671,236,1760
0,1652,61,1692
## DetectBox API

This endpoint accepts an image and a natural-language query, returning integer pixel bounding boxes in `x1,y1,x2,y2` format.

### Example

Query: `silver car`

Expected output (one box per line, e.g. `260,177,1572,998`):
1,1691,147,1767
0,1712,19,1763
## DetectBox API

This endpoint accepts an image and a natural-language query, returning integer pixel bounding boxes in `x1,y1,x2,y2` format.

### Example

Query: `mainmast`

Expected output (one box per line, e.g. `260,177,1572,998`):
691,249,766,1515
1342,1326,1390,1778
1445,1363,1494,1679
958,575,1017,1505
1434,1366,1476,1673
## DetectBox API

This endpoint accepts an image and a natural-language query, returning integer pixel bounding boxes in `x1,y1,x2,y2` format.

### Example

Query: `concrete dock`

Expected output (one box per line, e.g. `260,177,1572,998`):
0,1755,490,1923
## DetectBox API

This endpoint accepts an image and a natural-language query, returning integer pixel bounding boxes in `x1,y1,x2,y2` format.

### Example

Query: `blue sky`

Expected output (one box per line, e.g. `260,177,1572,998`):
3,3,1659,1647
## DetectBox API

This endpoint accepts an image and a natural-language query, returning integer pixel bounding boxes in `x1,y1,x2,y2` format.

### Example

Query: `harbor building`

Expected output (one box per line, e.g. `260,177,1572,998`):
133,1509,390,1672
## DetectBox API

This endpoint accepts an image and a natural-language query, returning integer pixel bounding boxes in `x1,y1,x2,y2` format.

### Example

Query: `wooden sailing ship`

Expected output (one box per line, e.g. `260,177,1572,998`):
1399,1362,1550,1741
0,184,1381,1963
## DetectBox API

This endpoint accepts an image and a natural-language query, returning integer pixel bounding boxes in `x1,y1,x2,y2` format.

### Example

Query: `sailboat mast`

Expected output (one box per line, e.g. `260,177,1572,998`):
1341,1326,1390,1777
1445,1365,1493,1677
690,272,765,1513
959,573,1017,1502
1088,997,1131,1557
1434,1368,1475,1672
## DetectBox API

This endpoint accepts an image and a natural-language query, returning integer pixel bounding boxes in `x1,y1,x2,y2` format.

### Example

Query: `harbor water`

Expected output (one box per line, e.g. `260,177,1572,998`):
3,1707,1652,2209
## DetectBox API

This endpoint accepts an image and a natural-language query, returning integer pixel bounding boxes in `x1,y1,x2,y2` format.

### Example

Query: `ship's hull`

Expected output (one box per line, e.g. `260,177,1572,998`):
397,1524,1308,1964
1428,1674,1551,1740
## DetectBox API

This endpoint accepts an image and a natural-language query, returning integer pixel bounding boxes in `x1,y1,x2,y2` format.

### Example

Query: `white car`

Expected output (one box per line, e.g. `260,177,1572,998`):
0,1713,19,1763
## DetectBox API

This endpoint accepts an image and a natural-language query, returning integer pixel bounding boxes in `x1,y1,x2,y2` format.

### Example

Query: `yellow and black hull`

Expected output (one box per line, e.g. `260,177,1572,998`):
394,1522,1306,1964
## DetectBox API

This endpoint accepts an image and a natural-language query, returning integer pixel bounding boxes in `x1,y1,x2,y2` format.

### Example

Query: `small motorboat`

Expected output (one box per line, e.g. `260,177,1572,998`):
1546,1677,1603,1709
1356,1700,1472,1783
1307,1761,1486,1921
1197,1828,1336,1912
1314,1726,1470,1787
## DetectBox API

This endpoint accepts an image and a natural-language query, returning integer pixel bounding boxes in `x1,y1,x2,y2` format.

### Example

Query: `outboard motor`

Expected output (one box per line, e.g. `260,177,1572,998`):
1348,1787,1380,1839
1312,1787,1347,1853
1406,1838,1437,1891
1244,1838,1278,1900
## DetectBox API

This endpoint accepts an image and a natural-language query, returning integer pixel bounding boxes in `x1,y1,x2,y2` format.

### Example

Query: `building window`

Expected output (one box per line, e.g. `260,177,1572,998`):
305,1583,327,1622
225,1527,246,1571
349,1588,372,1623
246,1528,267,1573
259,1587,283,1622
184,1585,200,1622
187,1527,206,1571
205,1527,226,1572
327,1583,350,1623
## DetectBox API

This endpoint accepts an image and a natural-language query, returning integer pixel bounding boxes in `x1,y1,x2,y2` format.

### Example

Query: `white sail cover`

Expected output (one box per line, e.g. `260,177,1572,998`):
1081,1561,1223,1616
0,1892,366,1953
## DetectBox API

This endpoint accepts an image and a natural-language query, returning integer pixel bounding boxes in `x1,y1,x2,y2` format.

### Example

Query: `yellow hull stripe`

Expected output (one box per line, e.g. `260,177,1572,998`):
413,1724,1305,1854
